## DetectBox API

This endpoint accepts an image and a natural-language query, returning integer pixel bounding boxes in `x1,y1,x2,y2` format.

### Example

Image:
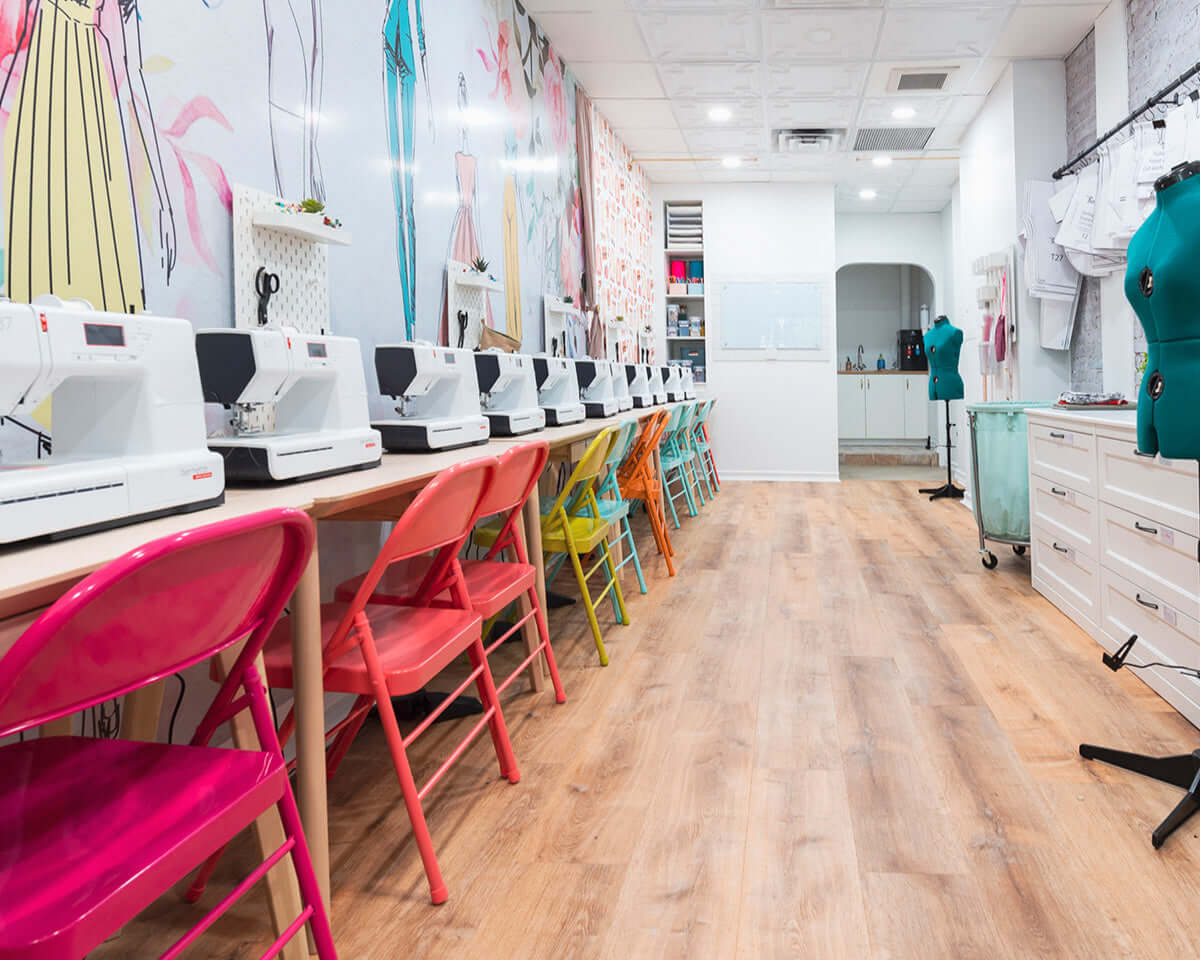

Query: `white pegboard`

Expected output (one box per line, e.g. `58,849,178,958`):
447,259,503,349
232,183,331,334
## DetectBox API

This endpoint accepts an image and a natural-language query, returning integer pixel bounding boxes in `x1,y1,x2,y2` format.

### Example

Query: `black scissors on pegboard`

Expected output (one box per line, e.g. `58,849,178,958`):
255,267,280,325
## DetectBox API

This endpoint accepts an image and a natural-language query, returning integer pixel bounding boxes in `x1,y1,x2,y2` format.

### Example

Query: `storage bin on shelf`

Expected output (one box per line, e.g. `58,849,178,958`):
967,401,1053,569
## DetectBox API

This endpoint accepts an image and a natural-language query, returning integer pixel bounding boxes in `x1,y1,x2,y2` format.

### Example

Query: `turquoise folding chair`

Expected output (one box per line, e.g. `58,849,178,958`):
690,399,719,498
659,405,703,527
677,401,710,508
588,419,648,613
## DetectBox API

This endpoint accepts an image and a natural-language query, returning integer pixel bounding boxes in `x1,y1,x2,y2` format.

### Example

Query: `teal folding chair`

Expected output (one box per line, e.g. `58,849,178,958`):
677,401,710,508
659,405,703,527
588,419,648,613
689,398,719,498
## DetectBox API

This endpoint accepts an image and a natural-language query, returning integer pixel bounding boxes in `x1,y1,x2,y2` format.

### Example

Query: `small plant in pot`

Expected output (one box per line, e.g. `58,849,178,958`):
471,256,489,274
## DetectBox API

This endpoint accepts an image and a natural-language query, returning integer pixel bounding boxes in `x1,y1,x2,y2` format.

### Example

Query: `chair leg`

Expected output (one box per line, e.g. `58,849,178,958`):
373,685,450,905
566,543,609,665
273,782,339,958
663,471,681,529
529,584,566,703
325,696,373,780
625,516,648,594
467,637,521,784
600,540,630,626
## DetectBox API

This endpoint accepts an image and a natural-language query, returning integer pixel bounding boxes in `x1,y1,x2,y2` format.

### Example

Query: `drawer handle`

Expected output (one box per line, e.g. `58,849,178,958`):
1133,448,1156,459
1134,521,1159,536
1049,431,1066,439
1052,542,1070,554
1136,593,1160,611
1050,487,1068,497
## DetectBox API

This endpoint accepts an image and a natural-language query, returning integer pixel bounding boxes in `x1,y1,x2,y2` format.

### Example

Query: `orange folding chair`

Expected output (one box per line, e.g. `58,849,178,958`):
618,410,676,577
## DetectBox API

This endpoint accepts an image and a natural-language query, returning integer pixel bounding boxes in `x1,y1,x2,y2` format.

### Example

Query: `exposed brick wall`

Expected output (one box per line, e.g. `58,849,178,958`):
1064,30,1104,391
1128,0,1200,103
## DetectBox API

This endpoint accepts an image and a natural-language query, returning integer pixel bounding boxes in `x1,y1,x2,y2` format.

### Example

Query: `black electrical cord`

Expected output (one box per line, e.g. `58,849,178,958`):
168,672,186,744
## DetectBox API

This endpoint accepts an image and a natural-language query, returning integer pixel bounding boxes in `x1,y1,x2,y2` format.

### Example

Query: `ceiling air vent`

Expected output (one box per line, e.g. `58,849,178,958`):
854,126,935,152
888,66,958,93
772,128,845,154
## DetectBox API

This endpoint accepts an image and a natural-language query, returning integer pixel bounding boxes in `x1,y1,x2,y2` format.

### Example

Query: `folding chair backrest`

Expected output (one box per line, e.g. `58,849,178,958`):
546,428,616,519
478,441,550,519
620,410,671,481
0,509,314,738
604,419,639,470
658,405,682,446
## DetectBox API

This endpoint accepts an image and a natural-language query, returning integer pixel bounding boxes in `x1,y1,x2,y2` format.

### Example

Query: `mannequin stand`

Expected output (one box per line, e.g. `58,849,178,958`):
919,399,965,501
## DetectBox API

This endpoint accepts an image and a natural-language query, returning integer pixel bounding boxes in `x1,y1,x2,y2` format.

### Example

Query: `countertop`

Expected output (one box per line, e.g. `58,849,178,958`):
1025,406,1138,432
837,369,924,376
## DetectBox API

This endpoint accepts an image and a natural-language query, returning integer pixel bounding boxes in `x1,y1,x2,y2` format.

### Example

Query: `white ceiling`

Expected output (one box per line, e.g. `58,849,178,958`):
530,0,1105,213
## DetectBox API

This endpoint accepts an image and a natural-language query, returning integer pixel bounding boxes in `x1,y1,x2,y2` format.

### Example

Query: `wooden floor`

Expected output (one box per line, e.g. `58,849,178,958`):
98,477,1200,959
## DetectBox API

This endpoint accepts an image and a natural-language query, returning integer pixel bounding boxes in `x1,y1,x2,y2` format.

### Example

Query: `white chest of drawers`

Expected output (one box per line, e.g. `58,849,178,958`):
1027,408,1200,728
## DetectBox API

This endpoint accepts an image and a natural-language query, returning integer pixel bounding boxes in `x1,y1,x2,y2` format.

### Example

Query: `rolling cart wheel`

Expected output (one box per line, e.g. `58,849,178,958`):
981,552,998,570
1012,545,1026,556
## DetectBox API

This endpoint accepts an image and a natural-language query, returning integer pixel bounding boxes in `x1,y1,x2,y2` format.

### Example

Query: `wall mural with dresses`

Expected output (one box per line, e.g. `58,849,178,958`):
0,0,589,455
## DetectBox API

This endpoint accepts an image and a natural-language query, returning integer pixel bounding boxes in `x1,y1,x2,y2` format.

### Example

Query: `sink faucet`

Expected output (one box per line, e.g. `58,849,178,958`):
856,345,865,371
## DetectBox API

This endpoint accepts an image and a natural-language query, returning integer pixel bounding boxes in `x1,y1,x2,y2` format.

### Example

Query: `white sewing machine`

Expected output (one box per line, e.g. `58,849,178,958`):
626,364,653,409
372,342,489,452
610,361,634,412
679,366,696,400
532,355,585,426
474,350,545,436
661,365,686,403
573,359,618,418
647,365,667,406
195,327,381,482
0,297,224,544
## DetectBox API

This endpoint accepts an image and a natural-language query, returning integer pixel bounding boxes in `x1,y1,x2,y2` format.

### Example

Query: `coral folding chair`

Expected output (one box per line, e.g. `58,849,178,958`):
617,410,676,577
694,398,720,492
481,428,627,666
589,418,648,608
334,440,565,705
0,509,336,960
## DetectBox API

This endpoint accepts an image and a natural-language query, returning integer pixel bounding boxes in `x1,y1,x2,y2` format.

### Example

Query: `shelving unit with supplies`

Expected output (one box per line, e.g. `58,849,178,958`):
664,201,707,387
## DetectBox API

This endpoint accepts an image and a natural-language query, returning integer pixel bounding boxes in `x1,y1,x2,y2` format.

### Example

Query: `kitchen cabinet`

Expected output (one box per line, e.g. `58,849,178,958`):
865,375,906,439
837,374,866,439
903,375,930,440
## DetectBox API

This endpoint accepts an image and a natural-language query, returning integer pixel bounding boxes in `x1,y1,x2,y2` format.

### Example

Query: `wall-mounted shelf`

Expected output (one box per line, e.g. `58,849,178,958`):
252,209,352,246
666,248,703,258
451,268,504,292
666,294,705,301
667,335,705,342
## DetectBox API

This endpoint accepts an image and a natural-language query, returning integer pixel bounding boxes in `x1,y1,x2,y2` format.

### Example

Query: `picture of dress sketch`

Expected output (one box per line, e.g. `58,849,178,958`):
1,0,175,313
263,0,325,203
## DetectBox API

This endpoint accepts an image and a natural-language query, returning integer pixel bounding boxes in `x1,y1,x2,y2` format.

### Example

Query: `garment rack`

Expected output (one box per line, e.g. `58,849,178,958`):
1053,59,1200,180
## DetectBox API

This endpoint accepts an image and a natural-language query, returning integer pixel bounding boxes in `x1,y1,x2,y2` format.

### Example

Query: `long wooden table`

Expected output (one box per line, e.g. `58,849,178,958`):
0,401,676,955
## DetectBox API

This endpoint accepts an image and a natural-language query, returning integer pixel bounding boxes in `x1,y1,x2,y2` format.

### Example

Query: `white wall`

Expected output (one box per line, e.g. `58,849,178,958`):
835,212,947,309
652,182,839,481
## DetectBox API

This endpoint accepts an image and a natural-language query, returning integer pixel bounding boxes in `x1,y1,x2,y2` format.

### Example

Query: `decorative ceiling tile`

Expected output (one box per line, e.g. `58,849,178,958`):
761,10,883,62
877,8,1014,60
618,127,691,154
765,62,869,100
857,96,949,127
658,62,763,99
639,11,761,62
672,97,764,129
990,5,1107,58
906,158,961,187
765,98,858,129
642,160,704,183
532,12,650,63
682,127,765,157
570,61,664,99
594,98,680,129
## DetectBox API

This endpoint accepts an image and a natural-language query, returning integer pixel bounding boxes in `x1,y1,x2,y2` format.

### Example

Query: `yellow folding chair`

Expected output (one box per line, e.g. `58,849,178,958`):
476,428,629,665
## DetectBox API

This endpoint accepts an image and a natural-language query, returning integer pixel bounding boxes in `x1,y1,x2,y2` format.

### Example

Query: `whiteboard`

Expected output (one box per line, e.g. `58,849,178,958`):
719,282,824,351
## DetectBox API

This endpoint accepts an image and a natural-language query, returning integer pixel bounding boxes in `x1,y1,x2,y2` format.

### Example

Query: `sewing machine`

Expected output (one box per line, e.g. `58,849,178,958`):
0,297,224,544
532,355,585,426
647,365,668,405
372,342,490,452
679,366,696,400
195,327,381,482
573,359,619,418
610,360,634,412
474,350,545,436
626,364,654,409
661,364,685,403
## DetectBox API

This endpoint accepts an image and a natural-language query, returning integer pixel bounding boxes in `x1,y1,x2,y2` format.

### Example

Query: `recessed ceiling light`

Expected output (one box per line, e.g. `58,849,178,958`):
892,106,917,121
708,105,732,123
721,156,742,169
872,155,893,168
808,28,834,44
859,189,877,200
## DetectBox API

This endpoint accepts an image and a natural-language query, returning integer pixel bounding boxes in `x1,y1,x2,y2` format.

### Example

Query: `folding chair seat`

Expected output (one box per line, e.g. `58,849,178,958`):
590,418,647,602
0,510,335,960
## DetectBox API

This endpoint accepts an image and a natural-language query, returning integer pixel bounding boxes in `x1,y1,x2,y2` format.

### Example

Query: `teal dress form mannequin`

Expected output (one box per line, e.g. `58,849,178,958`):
924,316,965,401
1125,161,1200,459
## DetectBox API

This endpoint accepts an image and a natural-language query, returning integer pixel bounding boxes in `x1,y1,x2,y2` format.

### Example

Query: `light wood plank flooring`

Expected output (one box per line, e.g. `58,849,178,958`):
95,478,1200,959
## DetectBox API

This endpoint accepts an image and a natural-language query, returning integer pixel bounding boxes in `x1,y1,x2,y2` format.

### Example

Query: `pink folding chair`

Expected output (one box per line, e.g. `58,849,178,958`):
188,456,515,907
334,439,565,704
0,509,335,960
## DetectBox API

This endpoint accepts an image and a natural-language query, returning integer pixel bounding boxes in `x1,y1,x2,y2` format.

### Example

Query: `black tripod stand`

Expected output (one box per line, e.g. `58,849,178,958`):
919,399,965,501
1079,477,1200,849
